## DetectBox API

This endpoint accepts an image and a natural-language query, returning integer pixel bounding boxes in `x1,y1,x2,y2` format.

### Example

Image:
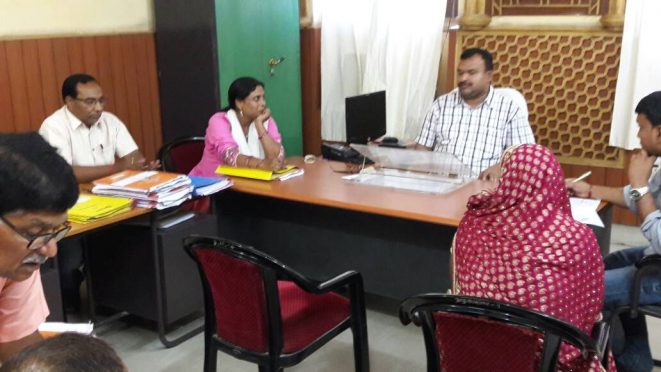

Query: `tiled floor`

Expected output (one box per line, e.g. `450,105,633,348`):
98,224,661,371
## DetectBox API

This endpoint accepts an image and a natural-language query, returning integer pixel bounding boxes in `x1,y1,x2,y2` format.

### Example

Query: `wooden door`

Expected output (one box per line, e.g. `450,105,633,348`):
215,0,303,156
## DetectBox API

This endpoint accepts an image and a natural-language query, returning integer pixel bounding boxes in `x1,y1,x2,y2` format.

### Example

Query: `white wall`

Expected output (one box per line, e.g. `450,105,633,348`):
0,0,153,39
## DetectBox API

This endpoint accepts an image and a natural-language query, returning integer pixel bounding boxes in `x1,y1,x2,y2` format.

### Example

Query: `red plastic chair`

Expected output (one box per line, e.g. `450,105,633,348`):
157,136,210,213
184,236,370,372
400,294,609,372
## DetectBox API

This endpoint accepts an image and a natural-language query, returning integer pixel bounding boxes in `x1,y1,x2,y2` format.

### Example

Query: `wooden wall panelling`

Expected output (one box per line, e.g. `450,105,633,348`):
119,35,143,152
300,27,322,155
22,40,47,128
36,39,61,112
133,34,158,160
66,38,85,73
108,37,131,140
81,37,98,73
0,43,15,130
4,41,30,132
51,39,72,91
0,34,162,159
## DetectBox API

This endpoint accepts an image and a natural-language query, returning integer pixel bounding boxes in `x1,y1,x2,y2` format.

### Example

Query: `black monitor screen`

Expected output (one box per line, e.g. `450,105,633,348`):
345,90,386,144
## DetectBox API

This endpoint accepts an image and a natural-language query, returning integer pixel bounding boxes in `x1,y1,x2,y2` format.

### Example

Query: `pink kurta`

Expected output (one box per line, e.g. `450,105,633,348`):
0,271,49,343
454,144,613,371
189,111,283,178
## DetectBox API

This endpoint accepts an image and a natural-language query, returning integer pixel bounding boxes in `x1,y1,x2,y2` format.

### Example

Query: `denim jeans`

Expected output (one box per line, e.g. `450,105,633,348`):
604,246,661,372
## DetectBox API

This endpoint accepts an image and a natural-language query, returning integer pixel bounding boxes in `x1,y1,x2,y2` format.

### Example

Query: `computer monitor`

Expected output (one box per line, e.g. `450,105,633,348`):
345,90,386,144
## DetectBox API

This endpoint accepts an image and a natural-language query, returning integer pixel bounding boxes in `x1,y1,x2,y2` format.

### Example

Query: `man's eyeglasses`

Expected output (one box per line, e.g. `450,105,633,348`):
0,215,71,250
74,97,106,106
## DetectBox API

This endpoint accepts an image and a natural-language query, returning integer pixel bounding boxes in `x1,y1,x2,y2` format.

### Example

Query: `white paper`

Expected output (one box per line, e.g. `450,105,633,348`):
39,322,93,335
343,168,463,194
277,169,305,181
570,197,604,228
76,195,91,204
110,171,157,187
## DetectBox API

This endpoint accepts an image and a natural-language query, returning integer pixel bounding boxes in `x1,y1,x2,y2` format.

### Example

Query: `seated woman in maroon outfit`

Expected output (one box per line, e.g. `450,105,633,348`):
454,144,614,371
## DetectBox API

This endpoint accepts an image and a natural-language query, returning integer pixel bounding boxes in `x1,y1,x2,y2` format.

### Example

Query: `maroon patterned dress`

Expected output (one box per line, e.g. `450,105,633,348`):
454,144,614,371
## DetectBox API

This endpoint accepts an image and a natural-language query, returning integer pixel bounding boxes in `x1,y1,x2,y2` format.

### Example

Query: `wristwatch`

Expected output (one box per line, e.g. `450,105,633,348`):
629,185,649,202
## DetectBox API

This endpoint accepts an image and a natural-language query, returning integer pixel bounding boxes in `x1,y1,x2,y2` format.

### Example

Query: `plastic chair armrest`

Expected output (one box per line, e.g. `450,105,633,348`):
635,254,661,269
591,320,610,361
631,254,661,317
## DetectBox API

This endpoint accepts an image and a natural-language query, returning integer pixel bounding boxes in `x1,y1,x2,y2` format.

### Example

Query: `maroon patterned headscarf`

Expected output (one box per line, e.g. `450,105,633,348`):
454,144,610,370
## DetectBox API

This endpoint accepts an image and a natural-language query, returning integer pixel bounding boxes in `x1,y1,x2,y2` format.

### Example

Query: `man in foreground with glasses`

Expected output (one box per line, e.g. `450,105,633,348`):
0,132,79,362
38,73,160,183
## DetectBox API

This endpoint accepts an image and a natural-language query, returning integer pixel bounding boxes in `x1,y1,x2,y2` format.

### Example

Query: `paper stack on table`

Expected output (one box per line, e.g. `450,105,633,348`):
68,194,133,224
92,170,193,210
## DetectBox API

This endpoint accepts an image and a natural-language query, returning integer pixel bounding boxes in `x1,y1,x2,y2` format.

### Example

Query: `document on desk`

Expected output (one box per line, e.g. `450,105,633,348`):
343,168,465,194
570,197,604,227
350,144,476,179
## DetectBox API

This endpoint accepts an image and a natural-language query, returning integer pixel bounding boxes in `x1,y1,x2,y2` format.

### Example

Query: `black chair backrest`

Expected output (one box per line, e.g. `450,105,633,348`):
400,294,605,372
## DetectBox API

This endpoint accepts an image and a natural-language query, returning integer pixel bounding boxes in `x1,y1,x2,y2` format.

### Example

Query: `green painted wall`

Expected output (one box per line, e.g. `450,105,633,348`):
215,0,303,156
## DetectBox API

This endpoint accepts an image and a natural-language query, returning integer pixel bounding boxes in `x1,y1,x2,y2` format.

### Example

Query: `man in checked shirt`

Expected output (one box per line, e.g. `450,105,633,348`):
414,48,535,180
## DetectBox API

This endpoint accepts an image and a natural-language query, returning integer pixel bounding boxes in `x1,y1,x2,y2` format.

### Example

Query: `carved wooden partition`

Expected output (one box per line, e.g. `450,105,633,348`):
456,0,635,224
459,31,622,168
0,33,162,159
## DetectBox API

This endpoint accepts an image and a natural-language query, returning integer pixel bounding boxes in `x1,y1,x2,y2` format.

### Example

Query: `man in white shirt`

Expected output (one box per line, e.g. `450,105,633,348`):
39,73,159,183
415,48,535,180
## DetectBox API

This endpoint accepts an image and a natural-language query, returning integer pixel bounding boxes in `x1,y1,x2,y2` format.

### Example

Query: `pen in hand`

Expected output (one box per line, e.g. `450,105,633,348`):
572,171,591,183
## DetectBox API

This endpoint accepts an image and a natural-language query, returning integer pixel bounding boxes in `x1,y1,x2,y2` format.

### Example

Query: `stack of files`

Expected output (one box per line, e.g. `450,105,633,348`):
216,164,304,181
189,176,233,196
92,170,193,210
68,194,133,224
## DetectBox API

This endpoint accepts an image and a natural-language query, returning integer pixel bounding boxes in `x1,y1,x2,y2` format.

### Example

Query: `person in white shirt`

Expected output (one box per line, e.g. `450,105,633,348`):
39,73,159,183
415,48,535,180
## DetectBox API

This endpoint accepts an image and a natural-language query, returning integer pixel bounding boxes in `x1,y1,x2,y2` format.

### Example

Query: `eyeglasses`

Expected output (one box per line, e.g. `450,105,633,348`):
0,215,71,250
74,97,106,106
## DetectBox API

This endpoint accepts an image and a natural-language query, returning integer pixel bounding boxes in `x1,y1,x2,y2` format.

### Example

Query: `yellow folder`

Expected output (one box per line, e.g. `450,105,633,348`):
215,164,301,181
68,194,133,224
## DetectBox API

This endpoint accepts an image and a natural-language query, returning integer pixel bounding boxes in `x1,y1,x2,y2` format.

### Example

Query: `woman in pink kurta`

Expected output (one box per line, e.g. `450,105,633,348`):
190,77,285,178
454,144,614,371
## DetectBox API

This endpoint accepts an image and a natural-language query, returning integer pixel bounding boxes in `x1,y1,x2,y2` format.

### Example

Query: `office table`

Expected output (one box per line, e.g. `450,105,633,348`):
216,158,493,300
58,203,212,348
216,157,612,301
67,207,152,237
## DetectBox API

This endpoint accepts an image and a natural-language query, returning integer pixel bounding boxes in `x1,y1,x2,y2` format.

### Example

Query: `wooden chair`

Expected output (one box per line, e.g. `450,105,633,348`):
400,293,609,372
184,235,370,372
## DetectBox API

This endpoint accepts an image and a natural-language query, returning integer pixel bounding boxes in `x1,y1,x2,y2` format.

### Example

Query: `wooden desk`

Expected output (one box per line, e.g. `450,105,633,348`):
67,207,152,237
218,157,613,300
217,158,494,300
59,203,211,348
230,158,492,226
